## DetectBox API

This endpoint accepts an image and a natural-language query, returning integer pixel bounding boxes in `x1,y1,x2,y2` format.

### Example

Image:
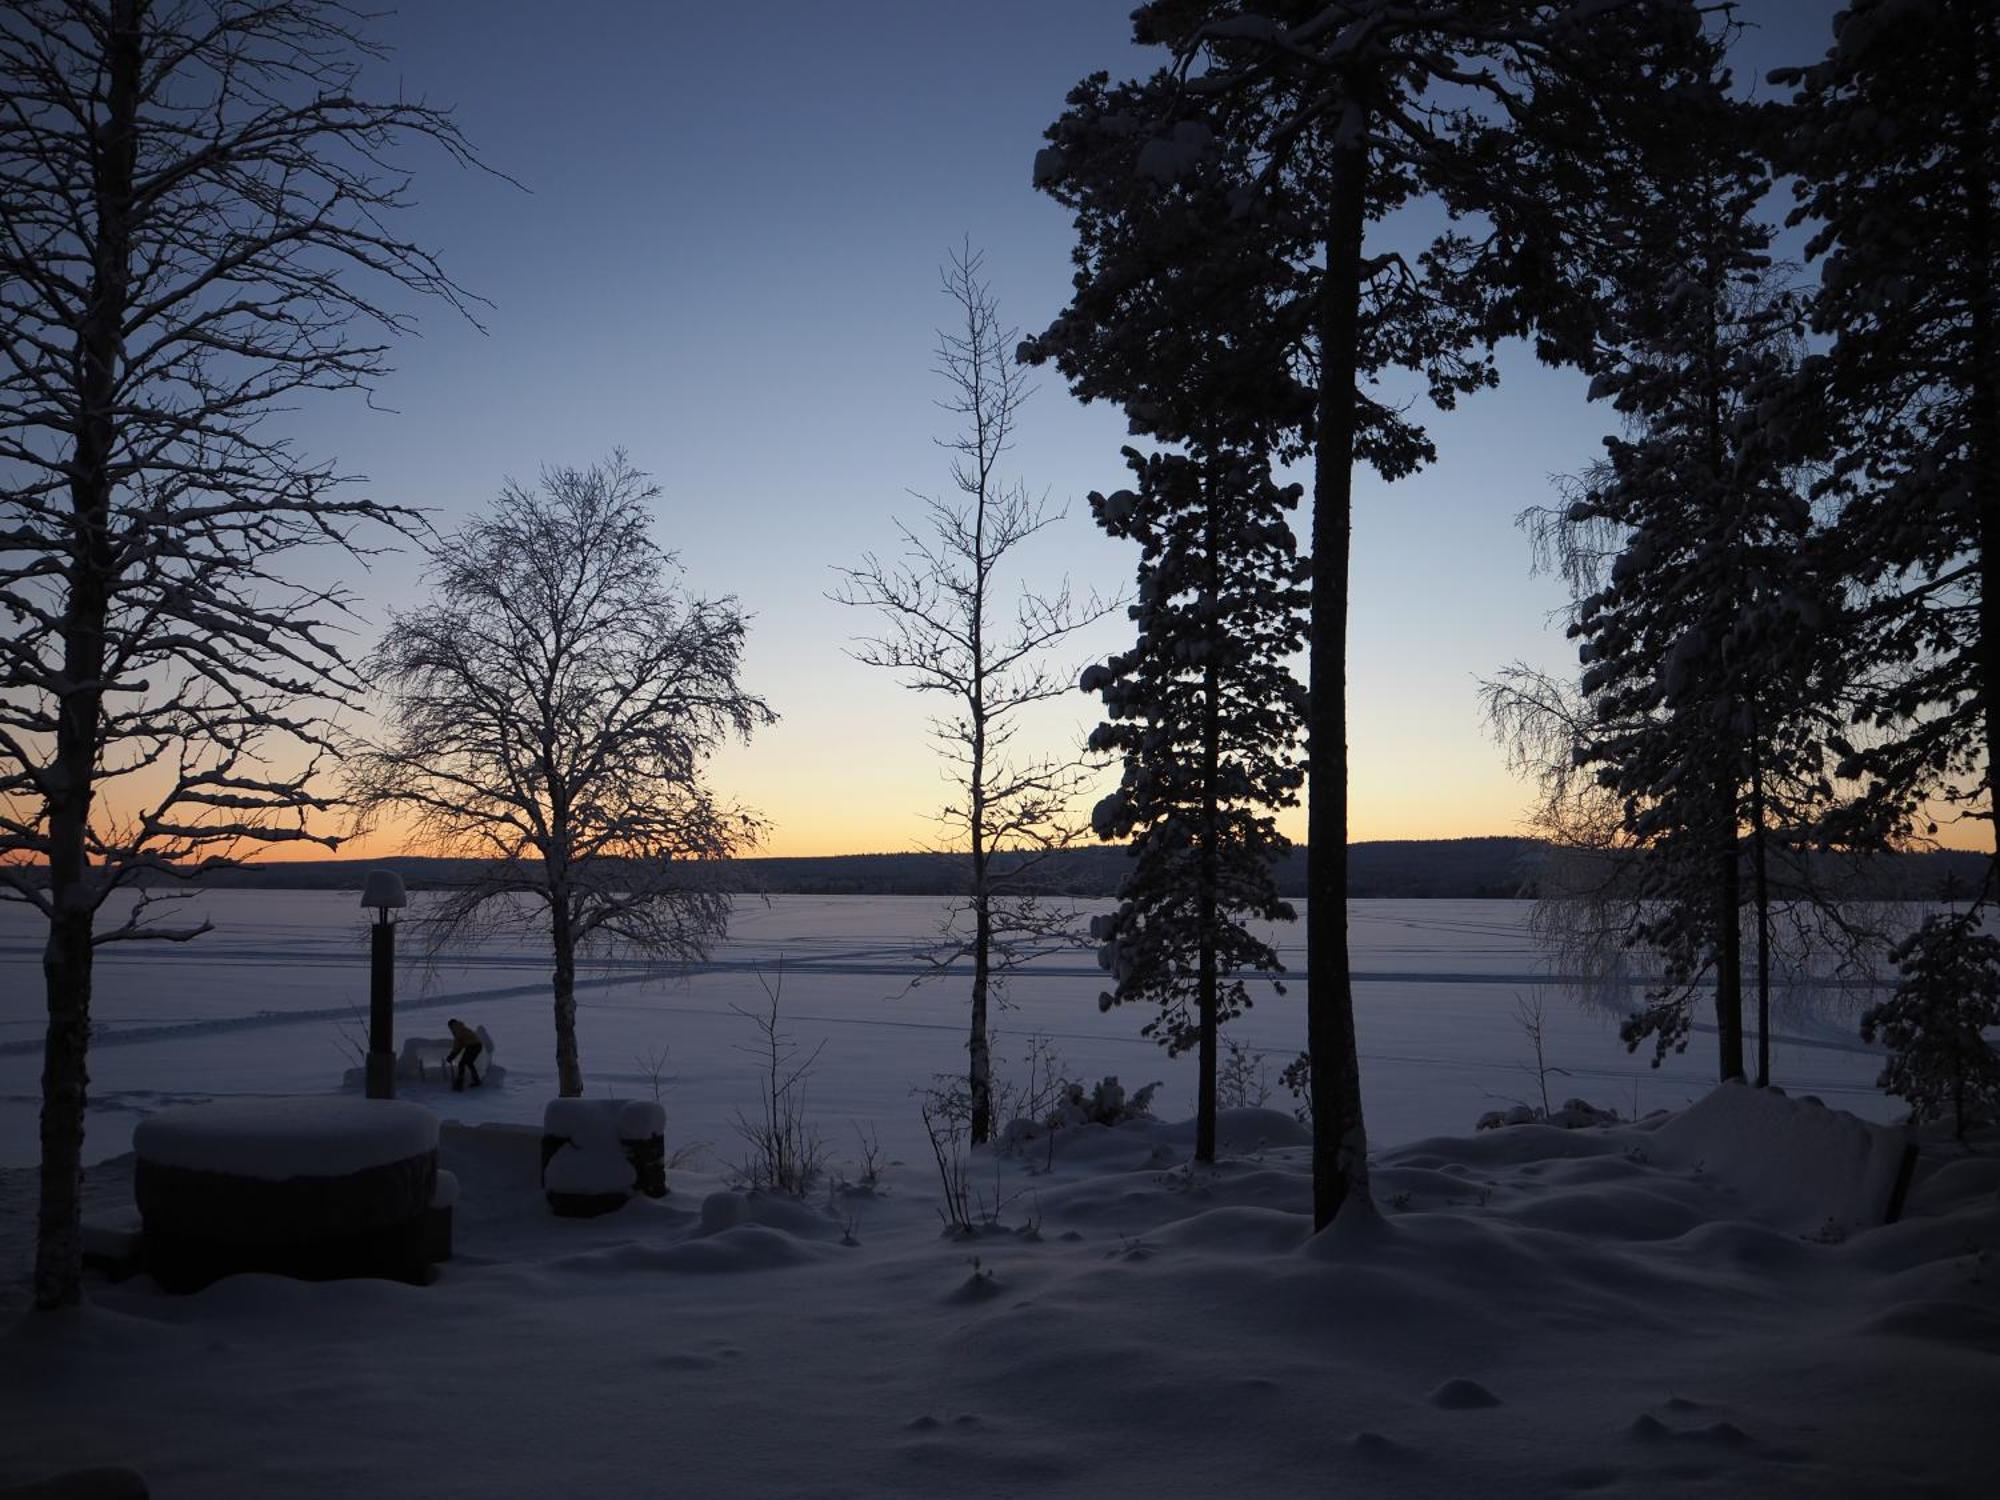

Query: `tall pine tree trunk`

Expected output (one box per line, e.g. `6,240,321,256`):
35,0,141,1312
1967,23,2000,880
1715,788,1745,1082
1306,105,1372,1229
552,895,583,1096
1749,724,1772,1087
1196,503,1221,1165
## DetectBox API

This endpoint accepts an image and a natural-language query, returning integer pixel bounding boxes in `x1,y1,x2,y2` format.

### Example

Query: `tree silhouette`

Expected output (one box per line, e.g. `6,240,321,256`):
1032,0,1693,1226
834,247,1111,1146
348,456,773,1098
0,0,486,1310
1084,443,1307,1163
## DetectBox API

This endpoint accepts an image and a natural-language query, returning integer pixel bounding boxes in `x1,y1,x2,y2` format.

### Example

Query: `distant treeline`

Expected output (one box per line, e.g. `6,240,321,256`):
50,836,1994,901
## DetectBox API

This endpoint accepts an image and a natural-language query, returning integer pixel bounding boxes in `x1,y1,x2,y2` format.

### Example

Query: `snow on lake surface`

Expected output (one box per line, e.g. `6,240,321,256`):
0,893,1897,1171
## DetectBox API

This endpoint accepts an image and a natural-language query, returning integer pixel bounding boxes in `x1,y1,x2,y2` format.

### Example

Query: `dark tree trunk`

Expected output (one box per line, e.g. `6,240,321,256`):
1749,730,1772,1087
968,475,993,1147
1196,485,1221,1165
1306,107,1372,1230
1967,24,2000,882
969,890,993,1146
35,0,142,1313
552,894,582,1097
1715,791,1745,1083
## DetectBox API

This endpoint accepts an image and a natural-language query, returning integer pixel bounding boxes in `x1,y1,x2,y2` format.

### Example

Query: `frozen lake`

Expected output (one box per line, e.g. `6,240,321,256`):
0,892,1899,1170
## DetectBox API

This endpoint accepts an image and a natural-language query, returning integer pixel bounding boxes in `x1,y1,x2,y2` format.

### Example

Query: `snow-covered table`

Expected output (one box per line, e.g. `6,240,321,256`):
133,1097,440,1291
540,1098,668,1216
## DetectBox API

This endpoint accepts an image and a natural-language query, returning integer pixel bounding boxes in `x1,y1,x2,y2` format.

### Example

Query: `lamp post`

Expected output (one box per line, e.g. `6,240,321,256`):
360,870,408,1099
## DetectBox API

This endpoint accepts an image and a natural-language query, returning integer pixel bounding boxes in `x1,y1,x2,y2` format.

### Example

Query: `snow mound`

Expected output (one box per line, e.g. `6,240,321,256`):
555,1224,827,1275
1648,1081,1909,1236
132,1098,437,1180
1151,1206,1312,1255
1499,1181,1713,1241
1857,1299,2000,1352
1427,1376,1502,1409
695,1191,843,1242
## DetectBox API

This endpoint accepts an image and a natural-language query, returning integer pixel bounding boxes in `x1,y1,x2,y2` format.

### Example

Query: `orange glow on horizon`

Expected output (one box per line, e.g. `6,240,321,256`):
242,804,2000,863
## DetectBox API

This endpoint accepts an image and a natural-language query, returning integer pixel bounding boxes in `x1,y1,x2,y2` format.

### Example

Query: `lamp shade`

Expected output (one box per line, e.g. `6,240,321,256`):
359,870,408,911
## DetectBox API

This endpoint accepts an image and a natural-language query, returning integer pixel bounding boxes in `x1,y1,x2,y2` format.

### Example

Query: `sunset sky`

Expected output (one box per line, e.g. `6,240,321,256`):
265,0,1859,861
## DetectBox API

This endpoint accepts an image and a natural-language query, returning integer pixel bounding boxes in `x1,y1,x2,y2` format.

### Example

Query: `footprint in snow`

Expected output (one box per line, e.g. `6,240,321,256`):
902,1414,984,1434
654,1353,716,1371
1428,1377,1502,1410
1628,1413,1751,1446
1553,1464,1624,1490
1351,1431,1416,1461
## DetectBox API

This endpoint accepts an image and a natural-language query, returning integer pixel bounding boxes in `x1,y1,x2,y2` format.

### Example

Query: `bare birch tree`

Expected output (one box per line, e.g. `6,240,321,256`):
834,247,1111,1145
345,455,774,1098
0,0,485,1310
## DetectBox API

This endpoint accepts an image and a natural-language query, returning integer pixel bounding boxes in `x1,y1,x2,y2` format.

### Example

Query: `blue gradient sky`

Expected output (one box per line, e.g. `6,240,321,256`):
288,1,1846,858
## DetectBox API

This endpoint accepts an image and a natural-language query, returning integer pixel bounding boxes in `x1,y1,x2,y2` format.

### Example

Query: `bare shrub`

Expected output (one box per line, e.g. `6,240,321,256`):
730,966,826,1196
1218,1039,1272,1110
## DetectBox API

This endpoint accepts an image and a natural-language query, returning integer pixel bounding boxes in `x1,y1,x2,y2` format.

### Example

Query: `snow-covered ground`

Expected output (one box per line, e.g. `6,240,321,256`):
13,894,1991,1498
5,1090,1997,1497
0,893,1900,1175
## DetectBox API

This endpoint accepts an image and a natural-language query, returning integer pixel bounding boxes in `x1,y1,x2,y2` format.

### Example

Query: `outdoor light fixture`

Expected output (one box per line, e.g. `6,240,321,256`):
361,871,407,1099
361,868,407,925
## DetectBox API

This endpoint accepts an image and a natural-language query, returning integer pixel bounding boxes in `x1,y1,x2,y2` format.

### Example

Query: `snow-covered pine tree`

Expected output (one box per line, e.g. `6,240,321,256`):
1518,11,1855,1085
1769,2,2000,876
1029,0,1696,1226
1862,912,2000,1139
1084,444,1309,1165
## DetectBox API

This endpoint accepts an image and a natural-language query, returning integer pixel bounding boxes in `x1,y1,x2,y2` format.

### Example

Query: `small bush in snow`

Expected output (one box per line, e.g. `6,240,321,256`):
729,966,827,1196
1218,1040,1271,1110
1052,1076,1159,1128
1862,913,2000,1140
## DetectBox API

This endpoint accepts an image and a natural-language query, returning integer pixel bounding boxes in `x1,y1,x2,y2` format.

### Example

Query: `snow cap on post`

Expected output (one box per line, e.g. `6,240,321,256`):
361,870,407,920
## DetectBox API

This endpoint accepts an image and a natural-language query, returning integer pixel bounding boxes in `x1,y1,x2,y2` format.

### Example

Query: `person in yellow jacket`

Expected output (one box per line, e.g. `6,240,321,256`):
445,1018,484,1091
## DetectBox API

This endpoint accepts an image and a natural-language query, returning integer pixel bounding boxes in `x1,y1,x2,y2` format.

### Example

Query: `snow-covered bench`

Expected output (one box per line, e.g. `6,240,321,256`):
398,1025,496,1085
540,1098,668,1217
